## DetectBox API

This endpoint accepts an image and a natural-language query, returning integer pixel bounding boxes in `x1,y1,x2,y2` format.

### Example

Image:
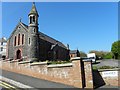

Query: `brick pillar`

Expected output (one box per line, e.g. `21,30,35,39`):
83,59,93,88
71,57,83,88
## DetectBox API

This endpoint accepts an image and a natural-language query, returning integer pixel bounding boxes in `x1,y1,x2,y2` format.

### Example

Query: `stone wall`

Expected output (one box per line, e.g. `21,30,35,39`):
7,23,28,59
0,57,94,88
99,70,119,86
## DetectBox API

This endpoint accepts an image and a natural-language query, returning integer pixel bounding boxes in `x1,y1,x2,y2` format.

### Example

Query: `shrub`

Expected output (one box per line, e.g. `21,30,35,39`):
103,52,113,59
49,60,71,65
99,66,114,69
92,66,98,70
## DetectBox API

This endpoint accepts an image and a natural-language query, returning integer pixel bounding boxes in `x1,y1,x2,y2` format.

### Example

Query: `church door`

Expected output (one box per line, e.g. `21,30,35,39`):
16,50,21,59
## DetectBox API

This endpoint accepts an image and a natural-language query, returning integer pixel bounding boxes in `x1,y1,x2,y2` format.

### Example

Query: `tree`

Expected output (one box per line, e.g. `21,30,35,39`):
89,50,113,59
79,51,87,57
103,52,113,59
111,40,120,59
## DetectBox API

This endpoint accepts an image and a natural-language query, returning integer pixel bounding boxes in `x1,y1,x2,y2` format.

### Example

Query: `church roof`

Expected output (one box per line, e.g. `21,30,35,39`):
39,32,67,49
8,22,28,40
70,50,78,54
21,22,28,28
29,2,38,16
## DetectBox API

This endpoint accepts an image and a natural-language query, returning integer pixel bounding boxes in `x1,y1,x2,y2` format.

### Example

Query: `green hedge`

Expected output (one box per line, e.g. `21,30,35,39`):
92,65,118,70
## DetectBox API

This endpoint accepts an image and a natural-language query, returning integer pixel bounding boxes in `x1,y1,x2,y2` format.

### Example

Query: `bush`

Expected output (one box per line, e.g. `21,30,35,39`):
99,66,115,69
92,65,118,70
49,60,71,65
103,52,113,59
92,66,98,70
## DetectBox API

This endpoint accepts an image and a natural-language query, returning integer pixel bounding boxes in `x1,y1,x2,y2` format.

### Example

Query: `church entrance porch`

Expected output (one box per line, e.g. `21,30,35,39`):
16,49,21,59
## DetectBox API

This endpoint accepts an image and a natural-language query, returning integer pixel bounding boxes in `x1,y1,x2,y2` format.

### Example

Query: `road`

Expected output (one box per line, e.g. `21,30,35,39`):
0,80,18,90
94,59,120,67
1,69,76,89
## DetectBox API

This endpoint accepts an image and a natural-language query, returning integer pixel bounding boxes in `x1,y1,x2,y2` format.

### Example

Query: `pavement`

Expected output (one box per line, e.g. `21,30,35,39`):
98,85,120,89
1,69,76,89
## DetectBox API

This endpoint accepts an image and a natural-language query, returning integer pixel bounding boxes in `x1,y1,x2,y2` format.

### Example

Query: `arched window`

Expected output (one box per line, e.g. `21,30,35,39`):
34,28,36,32
22,34,24,45
33,16,35,23
30,16,32,24
14,36,16,46
29,38,30,45
18,34,20,45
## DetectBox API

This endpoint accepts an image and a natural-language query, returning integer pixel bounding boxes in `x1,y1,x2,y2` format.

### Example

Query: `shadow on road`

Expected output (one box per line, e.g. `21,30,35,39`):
93,70,105,89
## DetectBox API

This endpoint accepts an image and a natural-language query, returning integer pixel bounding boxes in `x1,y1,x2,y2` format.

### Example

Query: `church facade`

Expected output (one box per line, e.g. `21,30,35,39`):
7,3,69,61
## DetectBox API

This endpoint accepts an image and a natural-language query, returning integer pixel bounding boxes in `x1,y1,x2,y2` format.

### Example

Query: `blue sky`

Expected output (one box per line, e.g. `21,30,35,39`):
2,2,118,53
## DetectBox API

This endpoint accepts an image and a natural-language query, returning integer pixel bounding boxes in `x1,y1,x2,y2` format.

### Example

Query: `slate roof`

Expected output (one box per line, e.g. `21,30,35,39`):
21,22,28,29
39,32,67,49
0,37,7,42
29,2,38,16
51,44,57,50
70,50,78,54
8,22,28,40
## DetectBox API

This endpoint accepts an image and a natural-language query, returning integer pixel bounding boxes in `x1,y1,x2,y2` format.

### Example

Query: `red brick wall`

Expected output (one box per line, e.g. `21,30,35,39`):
0,59,94,88
83,61,93,88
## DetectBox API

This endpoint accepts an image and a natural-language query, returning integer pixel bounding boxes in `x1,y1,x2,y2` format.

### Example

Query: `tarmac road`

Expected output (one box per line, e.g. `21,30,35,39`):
95,59,120,67
1,69,76,89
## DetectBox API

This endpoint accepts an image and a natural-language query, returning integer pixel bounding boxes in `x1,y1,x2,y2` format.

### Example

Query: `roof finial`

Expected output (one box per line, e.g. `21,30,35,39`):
19,18,22,22
67,44,69,50
33,2,35,5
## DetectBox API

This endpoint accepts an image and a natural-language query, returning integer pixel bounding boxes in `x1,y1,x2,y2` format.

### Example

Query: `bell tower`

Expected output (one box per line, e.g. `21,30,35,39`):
28,2,38,27
28,2,39,62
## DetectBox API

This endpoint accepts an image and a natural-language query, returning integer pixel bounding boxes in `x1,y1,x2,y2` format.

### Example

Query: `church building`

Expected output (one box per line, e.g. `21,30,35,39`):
7,3,70,61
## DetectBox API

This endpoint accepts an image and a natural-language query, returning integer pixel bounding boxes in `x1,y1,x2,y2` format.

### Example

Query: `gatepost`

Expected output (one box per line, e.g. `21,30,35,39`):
71,57,83,88
83,59,93,88
71,57,93,88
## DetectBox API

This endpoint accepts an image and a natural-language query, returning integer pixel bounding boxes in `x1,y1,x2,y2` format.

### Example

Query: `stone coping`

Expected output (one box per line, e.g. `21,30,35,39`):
18,61,30,64
9,59,22,63
47,63,72,68
7,61,13,63
9,60,18,63
30,62,48,66
98,68,120,72
6,61,11,63
70,57,81,61
82,59,92,62
71,57,92,61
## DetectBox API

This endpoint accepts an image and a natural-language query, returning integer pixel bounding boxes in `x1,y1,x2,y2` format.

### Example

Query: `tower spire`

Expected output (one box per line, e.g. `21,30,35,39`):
28,2,39,26
33,2,35,5
29,2,38,16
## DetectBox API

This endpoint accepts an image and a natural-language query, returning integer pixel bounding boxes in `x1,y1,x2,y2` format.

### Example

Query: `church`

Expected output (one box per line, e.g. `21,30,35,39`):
6,3,70,61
